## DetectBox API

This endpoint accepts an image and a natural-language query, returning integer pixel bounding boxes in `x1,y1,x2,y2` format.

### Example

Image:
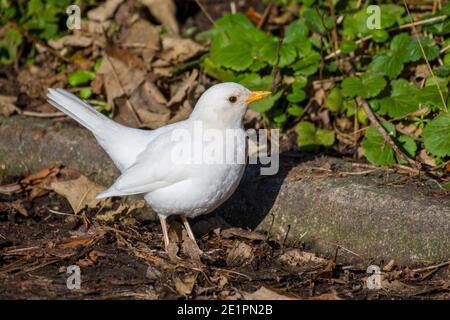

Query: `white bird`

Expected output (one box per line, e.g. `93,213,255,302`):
47,83,270,252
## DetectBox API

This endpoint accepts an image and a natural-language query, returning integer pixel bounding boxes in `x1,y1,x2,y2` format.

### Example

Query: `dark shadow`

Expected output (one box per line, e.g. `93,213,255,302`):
192,152,318,233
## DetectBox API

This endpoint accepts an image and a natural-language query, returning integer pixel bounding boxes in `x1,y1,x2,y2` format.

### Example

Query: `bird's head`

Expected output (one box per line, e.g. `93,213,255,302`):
190,82,271,127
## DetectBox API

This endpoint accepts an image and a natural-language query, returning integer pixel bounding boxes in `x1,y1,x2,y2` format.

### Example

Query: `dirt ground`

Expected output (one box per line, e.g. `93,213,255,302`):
0,174,449,300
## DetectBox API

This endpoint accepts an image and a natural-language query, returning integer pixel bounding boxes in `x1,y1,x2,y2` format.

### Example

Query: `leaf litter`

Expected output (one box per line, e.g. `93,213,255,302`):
0,167,448,300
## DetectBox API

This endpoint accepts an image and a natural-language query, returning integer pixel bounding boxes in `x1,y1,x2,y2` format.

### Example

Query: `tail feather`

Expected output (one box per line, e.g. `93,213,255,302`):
47,88,111,134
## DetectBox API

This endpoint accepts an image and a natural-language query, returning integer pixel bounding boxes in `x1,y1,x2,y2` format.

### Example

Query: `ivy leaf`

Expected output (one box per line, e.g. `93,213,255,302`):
342,73,386,98
422,113,450,157
377,79,420,118
361,126,396,166
295,121,335,148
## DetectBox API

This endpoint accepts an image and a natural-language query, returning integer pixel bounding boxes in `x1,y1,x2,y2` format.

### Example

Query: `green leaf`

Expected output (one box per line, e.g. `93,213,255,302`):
236,73,272,91
0,27,23,65
340,40,357,54
361,126,396,166
302,8,329,34
422,113,450,157
214,40,253,71
342,73,386,98
287,91,306,103
396,135,417,164
369,54,405,79
295,121,335,148
407,36,440,62
251,90,283,113
259,38,278,65
284,19,309,45
279,43,297,67
326,87,342,113
372,30,389,43
377,79,420,118
287,104,304,117
79,88,92,99
68,70,96,87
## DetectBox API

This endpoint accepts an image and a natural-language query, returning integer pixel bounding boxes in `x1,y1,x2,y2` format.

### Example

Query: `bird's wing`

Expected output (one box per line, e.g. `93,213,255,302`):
97,122,193,198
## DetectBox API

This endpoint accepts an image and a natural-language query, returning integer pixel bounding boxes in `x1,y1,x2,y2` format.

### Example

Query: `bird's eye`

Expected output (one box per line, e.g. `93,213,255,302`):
228,96,237,103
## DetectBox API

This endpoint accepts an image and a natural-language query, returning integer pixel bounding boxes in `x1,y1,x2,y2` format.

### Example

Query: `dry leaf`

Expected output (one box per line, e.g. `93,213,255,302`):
88,0,124,22
418,149,436,167
95,200,145,221
174,272,198,296
310,290,341,300
278,249,327,266
181,236,202,263
138,0,179,34
120,20,160,62
21,165,60,185
158,35,204,64
0,95,19,117
226,241,254,267
50,175,106,214
243,287,299,300
168,69,198,106
97,53,146,112
221,228,266,241
0,183,21,194
48,35,92,50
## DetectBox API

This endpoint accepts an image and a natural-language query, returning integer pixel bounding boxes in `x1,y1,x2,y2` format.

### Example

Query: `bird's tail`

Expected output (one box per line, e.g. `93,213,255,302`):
47,88,113,134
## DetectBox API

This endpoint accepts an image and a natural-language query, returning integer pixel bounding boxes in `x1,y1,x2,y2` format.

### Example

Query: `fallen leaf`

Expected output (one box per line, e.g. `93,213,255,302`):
0,183,21,194
174,272,198,296
95,200,145,221
221,228,266,241
181,236,202,263
278,249,327,266
158,35,204,64
310,290,341,300
168,69,198,106
0,95,19,117
418,149,436,167
88,0,124,22
138,0,179,34
226,241,254,267
243,287,299,300
120,19,160,63
48,35,92,50
0,201,27,217
21,165,60,185
98,52,146,103
50,175,107,214
58,236,96,249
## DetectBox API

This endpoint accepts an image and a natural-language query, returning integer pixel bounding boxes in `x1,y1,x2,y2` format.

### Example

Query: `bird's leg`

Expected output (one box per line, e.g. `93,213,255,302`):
159,215,170,251
181,215,202,253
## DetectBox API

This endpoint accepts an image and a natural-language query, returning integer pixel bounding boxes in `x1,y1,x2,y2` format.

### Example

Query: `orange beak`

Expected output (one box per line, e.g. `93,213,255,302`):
245,91,272,104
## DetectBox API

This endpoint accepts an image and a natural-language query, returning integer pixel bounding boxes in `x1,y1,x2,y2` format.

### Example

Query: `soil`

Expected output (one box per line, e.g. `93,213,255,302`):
0,183,448,300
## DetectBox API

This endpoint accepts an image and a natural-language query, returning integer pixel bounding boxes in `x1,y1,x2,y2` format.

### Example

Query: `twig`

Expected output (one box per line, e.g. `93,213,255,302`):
21,111,66,118
195,0,216,27
48,208,80,217
270,38,282,93
325,15,447,60
257,2,274,29
412,260,450,273
357,98,422,169
403,0,448,112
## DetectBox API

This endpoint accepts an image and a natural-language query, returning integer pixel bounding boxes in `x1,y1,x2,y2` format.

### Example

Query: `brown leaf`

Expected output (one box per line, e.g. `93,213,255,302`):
138,0,179,34
88,0,124,22
120,20,160,63
0,95,19,117
97,53,146,110
181,237,202,263
158,35,204,64
173,272,198,296
21,165,60,185
48,35,92,50
0,183,21,195
310,290,341,300
418,149,436,167
95,200,145,221
58,236,96,249
243,287,299,300
278,249,327,267
226,241,254,267
168,69,198,106
50,175,106,214
221,228,266,241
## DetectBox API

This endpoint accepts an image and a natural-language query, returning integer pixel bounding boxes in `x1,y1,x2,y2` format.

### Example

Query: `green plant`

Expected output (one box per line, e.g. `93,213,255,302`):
201,2,450,167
